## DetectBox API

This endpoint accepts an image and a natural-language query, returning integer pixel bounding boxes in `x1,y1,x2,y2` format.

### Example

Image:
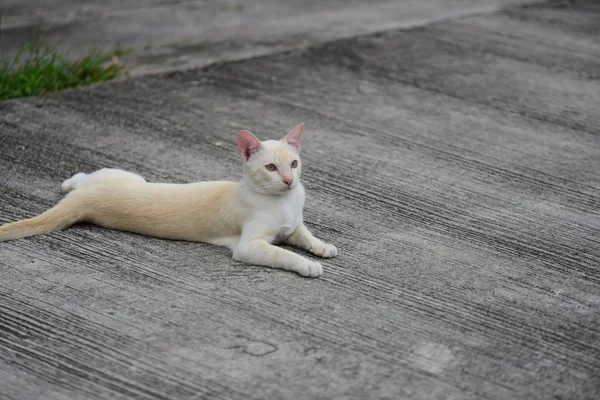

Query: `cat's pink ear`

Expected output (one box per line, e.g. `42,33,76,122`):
282,123,304,152
238,130,263,162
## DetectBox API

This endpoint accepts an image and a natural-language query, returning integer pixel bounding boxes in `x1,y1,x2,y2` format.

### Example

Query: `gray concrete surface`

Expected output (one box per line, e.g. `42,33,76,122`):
1,0,600,399
1,0,541,75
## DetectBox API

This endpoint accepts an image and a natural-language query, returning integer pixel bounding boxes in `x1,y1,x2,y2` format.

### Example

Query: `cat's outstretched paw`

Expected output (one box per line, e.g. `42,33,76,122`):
296,261,323,278
312,243,338,259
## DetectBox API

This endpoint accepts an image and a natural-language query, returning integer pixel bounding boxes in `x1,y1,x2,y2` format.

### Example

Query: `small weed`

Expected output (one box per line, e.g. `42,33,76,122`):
0,38,131,101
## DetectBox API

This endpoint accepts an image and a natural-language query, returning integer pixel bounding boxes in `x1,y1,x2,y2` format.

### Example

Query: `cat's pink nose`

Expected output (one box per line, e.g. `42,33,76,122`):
283,178,294,187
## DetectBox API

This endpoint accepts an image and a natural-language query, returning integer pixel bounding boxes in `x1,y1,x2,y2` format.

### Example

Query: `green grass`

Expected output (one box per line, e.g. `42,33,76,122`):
0,39,130,101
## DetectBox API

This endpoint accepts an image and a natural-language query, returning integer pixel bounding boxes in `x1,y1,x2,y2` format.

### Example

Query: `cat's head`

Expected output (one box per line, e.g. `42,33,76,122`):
238,123,304,195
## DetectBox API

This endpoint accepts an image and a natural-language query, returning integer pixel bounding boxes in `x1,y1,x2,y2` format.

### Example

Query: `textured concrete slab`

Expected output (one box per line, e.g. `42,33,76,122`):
1,0,541,75
1,1,600,399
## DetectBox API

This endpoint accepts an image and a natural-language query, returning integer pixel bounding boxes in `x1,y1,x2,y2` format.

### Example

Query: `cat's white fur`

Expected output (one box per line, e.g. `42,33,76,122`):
0,124,337,277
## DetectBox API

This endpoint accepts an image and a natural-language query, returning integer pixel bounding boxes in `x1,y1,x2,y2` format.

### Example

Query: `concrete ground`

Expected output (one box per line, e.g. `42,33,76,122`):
1,0,600,399
1,0,541,75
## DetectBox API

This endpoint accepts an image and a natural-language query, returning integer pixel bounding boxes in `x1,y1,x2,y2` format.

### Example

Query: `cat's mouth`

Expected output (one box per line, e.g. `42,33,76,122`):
277,185,293,193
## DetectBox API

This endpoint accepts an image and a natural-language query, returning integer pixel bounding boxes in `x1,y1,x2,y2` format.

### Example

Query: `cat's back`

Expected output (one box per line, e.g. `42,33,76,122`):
144,180,238,194
83,180,243,241
123,180,240,211
171,180,239,207
97,178,233,196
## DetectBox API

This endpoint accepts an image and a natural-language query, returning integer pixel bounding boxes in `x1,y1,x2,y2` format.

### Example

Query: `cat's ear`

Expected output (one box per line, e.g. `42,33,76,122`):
282,123,304,152
238,130,263,162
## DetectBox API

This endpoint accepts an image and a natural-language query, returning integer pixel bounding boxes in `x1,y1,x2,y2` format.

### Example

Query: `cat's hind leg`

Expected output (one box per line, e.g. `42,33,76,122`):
61,168,146,193
61,172,87,193
87,168,146,184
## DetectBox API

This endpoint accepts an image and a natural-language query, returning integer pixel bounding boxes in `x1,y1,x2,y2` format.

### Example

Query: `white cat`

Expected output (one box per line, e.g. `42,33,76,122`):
0,123,338,277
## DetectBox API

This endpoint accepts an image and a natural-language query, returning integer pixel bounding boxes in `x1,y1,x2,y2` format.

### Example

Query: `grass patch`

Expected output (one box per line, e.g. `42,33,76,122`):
0,39,130,101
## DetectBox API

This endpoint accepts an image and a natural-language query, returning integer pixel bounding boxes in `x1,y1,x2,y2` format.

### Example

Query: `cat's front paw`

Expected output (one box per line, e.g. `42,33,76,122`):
312,243,338,258
296,261,323,278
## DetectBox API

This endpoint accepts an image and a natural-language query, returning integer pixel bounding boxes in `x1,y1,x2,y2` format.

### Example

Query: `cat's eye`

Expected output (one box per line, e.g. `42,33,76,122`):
291,160,298,169
265,164,277,171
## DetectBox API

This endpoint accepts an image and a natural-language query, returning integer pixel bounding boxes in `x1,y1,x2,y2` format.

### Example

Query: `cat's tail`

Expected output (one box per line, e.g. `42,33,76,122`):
0,195,85,242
